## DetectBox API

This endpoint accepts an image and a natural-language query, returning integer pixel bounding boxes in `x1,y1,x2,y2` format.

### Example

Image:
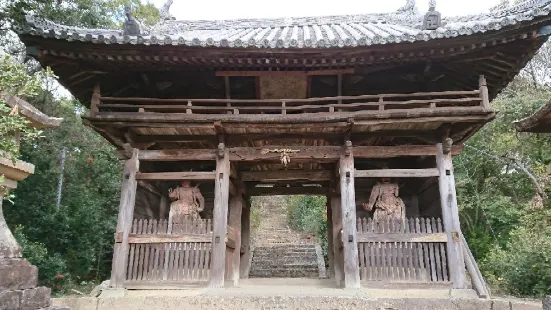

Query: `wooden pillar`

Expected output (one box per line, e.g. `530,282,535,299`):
326,196,334,279
240,201,252,279
90,84,100,115
338,142,361,288
210,143,230,288
479,75,490,110
110,148,139,288
436,143,467,289
228,191,243,285
330,193,344,286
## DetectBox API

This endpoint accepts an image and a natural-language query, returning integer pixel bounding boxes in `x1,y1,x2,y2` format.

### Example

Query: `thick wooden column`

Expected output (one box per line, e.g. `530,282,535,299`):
110,148,139,288
240,200,252,279
210,143,230,288
226,190,243,285
436,142,467,289
326,196,334,279
338,143,361,288
331,193,344,287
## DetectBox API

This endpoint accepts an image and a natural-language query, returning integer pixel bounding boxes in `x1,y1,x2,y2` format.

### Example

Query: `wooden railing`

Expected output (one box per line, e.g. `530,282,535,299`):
93,89,488,116
124,218,213,284
356,217,449,283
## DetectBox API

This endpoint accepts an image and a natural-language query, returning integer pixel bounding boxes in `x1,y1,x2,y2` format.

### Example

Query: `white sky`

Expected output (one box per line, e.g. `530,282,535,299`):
148,0,501,20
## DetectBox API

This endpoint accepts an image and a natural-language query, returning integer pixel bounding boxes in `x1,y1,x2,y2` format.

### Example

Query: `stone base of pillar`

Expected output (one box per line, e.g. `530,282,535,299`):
0,258,67,310
543,295,550,310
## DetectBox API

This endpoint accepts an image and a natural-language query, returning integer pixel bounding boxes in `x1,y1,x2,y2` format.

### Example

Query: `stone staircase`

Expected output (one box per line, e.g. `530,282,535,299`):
249,196,324,278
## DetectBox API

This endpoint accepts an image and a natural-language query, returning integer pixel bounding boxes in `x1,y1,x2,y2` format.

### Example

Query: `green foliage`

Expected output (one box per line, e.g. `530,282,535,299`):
0,55,53,160
454,78,551,297
286,195,328,255
3,0,160,29
4,92,122,289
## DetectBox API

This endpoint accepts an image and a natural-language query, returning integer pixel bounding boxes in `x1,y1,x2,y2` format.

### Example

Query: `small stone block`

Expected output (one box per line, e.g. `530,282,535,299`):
0,290,21,310
99,288,126,298
492,299,512,310
510,300,543,310
0,259,38,290
21,286,51,310
450,288,479,299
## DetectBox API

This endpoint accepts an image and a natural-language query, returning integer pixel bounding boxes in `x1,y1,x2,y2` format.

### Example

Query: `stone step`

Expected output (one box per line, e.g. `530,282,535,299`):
249,269,319,278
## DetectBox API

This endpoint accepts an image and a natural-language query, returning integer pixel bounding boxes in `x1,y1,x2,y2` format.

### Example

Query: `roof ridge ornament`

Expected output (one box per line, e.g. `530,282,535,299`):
160,0,175,21
123,5,142,36
422,0,441,30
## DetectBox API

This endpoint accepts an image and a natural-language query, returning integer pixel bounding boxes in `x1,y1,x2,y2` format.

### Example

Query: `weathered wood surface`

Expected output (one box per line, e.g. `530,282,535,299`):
355,168,440,178
326,197,334,279
210,145,230,288
115,233,214,243
356,233,447,243
356,217,449,283
241,170,331,182
239,204,252,279
228,193,243,285
135,172,215,180
87,106,492,125
125,218,212,283
110,148,139,288
339,146,361,288
331,193,344,287
128,145,463,162
215,69,355,77
436,143,467,289
479,75,490,110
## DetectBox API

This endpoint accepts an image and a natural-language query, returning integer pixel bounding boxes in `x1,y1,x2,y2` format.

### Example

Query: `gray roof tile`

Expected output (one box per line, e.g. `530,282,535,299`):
17,0,551,48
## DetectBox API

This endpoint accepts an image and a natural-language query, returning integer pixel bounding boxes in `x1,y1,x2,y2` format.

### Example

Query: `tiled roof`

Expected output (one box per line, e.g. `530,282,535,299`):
17,0,551,48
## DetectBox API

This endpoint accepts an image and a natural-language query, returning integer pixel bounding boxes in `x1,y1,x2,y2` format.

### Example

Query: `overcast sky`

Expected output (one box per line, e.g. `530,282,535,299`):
148,0,502,20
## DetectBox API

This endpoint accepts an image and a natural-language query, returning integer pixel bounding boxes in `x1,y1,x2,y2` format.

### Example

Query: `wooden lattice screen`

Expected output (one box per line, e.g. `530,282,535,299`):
125,218,213,283
356,217,449,283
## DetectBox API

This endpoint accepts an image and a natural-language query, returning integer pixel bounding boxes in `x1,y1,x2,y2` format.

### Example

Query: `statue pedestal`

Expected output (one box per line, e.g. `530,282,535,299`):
0,158,68,310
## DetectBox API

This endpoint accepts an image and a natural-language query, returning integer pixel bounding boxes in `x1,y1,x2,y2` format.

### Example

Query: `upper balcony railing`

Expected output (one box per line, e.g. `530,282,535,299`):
90,76,491,116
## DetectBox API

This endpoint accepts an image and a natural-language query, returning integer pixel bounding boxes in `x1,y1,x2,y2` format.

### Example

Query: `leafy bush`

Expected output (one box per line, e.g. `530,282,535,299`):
481,212,551,297
286,195,328,256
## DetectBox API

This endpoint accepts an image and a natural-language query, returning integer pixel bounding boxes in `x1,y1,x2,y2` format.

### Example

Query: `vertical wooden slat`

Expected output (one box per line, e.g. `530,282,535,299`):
126,219,138,281
142,219,151,280
367,218,374,281
426,219,437,282
110,149,139,287
133,219,143,280
419,218,429,282
419,218,432,282
210,145,230,288
358,219,365,280
339,148,360,288
436,143,467,288
192,222,201,281
410,219,419,281
438,218,449,282
204,242,212,280
240,206,251,279
432,218,443,281
149,219,158,280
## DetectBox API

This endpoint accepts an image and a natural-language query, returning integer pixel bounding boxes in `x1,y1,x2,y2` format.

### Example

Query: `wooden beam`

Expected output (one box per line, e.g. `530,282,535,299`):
136,172,216,180
436,143,467,289
135,149,217,161
210,144,230,288
110,148,139,288
338,144,360,288
248,186,327,196
356,233,447,243
215,69,354,77
130,146,463,162
241,170,331,182
115,233,213,243
355,168,440,178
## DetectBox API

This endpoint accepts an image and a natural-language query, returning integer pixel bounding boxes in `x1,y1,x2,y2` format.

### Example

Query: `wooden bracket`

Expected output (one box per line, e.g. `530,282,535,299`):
344,140,352,157
442,137,453,155
217,143,226,158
